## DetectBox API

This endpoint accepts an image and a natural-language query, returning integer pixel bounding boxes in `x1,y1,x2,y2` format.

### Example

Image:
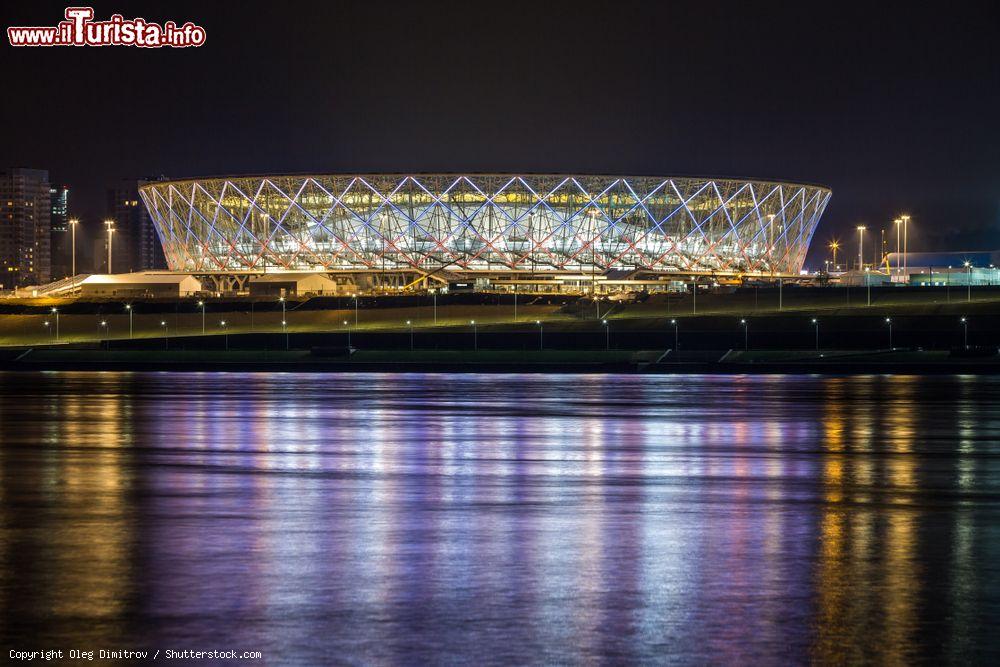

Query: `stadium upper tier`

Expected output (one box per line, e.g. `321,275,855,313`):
139,174,831,274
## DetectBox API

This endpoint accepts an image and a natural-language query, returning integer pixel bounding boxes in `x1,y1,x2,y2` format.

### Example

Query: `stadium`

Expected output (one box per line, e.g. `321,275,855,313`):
139,174,831,293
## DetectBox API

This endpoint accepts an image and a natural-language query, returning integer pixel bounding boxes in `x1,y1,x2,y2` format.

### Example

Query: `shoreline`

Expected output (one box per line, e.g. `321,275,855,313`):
3,348,1000,374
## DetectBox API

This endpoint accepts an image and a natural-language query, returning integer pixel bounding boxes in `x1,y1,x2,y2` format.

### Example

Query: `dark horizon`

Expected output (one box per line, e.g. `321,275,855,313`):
1,0,997,268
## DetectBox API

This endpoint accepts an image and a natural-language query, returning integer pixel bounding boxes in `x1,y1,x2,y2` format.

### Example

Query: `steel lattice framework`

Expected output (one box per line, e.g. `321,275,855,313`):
139,174,831,275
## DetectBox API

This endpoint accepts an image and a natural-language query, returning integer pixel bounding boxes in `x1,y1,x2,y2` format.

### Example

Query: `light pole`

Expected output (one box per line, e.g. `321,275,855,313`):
965,261,972,302
692,279,697,314
885,317,893,350
220,320,228,351
961,317,968,349
104,219,115,273
671,318,678,352
198,300,206,335
602,318,609,350
829,240,839,270
353,293,359,326
280,297,288,349
856,225,866,270
865,268,871,306
901,214,910,274
43,320,50,339
99,320,108,340
161,320,169,349
68,218,78,283
51,307,59,341
767,214,776,272
125,303,133,338
740,318,748,351
778,277,783,310
587,207,600,312
535,320,543,350
812,318,819,350
343,320,351,348
407,320,413,351
432,290,438,325
471,320,478,351
893,218,903,275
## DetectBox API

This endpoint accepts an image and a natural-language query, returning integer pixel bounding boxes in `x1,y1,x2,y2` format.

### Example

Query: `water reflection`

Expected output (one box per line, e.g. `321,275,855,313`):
0,372,998,663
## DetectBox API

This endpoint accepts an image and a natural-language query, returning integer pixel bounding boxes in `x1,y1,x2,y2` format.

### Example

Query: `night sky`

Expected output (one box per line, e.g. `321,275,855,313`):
1,0,997,268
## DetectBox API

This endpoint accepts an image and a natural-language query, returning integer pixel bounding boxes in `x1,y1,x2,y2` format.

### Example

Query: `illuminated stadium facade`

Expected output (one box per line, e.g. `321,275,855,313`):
139,174,831,290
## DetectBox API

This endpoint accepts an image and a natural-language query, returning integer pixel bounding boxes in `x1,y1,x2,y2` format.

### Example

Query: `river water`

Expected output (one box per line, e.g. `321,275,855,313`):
0,372,998,664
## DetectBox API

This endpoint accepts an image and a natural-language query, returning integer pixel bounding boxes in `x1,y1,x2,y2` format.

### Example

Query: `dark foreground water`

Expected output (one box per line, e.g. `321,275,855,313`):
1,372,999,664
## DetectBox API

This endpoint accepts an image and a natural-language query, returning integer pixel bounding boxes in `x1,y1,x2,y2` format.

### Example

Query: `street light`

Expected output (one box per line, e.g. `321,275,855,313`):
161,320,169,349
99,320,108,339
893,218,903,274
406,320,413,351
197,300,206,335
51,307,59,341
471,320,478,351
535,320,543,350
901,214,910,274
965,261,972,302
68,218,79,284
104,219,115,274
864,267,871,306
961,317,968,349
343,320,351,348
856,225,866,270
602,318,610,351
812,318,819,351
280,297,288,350
885,317,893,350
352,293,359,326
740,318,749,351
220,320,228,351
125,303,133,339
671,318,678,352
829,240,840,269
43,320,51,339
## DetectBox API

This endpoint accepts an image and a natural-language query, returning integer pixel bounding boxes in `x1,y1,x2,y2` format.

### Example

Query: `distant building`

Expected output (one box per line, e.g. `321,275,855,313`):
248,272,340,297
837,269,891,286
885,251,1000,272
0,168,51,288
909,266,1000,286
79,272,202,298
50,184,70,278
106,178,166,273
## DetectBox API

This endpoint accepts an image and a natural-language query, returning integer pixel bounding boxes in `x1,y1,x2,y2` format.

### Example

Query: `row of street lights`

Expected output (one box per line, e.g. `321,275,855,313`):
63,218,118,279
39,297,975,353
850,215,910,271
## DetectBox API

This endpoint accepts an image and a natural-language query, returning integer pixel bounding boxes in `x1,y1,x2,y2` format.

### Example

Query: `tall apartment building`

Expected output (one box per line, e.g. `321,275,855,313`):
0,168,51,288
50,184,70,278
106,178,166,273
